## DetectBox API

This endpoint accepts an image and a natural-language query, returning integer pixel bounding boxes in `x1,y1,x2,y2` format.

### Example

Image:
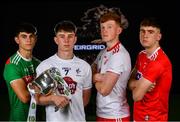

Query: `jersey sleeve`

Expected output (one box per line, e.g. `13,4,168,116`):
83,63,92,90
107,53,124,75
3,63,22,83
143,61,163,83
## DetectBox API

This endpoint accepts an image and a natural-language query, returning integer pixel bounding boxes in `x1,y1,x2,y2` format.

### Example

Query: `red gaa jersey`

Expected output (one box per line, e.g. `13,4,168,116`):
134,47,172,121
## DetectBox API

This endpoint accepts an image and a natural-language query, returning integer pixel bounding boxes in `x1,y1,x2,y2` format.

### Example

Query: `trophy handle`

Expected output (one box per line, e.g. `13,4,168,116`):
27,82,41,94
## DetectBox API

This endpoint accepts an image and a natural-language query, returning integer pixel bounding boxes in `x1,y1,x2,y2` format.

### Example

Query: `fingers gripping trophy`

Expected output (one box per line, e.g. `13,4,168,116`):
27,67,72,122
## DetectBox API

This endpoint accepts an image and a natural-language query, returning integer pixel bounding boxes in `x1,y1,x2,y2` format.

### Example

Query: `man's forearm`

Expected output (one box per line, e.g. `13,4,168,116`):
128,79,137,90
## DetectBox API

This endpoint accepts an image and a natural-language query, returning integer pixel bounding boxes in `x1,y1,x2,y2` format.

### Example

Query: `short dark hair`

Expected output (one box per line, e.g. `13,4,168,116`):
54,20,77,34
140,17,161,30
15,22,37,37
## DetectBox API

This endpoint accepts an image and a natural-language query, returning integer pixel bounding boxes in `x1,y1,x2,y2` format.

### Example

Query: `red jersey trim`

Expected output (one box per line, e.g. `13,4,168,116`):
107,41,120,52
6,58,11,64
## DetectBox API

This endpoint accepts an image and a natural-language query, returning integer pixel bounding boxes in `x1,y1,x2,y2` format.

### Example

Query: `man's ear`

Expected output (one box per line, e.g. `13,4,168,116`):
157,33,162,41
54,36,58,45
117,27,122,35
74,36,77,44
14,37,19,44
34,35,37,42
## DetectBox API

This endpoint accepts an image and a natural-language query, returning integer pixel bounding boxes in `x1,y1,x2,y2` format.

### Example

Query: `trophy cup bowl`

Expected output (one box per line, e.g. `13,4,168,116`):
30,67,59,95
28,67,71,112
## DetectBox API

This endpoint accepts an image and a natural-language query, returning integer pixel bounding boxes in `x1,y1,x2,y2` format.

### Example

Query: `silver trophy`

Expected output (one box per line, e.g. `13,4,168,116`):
28,67,71,112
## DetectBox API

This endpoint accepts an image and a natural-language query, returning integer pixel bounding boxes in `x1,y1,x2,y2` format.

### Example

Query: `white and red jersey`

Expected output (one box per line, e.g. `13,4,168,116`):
134,47,172,121
95,41,131,119
36,54,92,122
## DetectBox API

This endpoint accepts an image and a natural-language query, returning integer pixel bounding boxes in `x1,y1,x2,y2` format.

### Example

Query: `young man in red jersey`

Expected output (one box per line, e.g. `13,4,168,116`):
128,17,172,121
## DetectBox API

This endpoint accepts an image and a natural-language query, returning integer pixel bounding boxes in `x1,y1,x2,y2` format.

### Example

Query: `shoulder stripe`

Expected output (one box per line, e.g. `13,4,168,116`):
11,54,21,65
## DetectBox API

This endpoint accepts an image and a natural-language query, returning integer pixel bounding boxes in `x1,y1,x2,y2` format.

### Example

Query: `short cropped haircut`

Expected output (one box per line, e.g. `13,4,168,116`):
100,12,121,26
54,20,77,34
140,17,161,30
14,22,37,37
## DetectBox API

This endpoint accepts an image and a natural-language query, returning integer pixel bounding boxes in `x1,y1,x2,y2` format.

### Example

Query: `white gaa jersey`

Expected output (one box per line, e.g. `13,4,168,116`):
95,42,131,119
36,54,92,122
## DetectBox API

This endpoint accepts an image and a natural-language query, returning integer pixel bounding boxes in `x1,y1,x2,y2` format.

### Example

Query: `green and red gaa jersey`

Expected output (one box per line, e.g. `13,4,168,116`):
134,47,172,121
3,51,40,121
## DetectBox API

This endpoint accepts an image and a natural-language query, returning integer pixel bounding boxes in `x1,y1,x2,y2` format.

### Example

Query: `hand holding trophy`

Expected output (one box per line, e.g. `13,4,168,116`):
27,67,71,122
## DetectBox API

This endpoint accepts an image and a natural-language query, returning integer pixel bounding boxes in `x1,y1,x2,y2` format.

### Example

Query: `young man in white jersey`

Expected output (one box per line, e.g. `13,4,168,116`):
35,20,92,122
3,22,43,121
91,11,131,121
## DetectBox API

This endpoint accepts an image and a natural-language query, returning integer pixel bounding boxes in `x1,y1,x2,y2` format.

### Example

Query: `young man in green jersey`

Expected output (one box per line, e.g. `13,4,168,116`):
3,22,41,121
